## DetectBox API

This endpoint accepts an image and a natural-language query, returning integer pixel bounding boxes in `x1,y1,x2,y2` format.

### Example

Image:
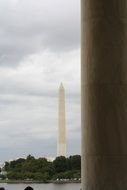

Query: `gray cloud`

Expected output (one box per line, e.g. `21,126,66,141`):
0,0,80,67
0,0,80,162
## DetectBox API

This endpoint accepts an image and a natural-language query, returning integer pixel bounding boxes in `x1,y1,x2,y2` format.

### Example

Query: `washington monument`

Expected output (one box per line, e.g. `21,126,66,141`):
57,83,66,157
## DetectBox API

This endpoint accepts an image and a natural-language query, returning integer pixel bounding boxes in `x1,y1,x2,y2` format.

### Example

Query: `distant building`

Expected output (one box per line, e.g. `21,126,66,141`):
46,157,55,162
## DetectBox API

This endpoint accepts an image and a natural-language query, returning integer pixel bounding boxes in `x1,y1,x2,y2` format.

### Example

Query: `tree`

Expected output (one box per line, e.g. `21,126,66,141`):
69,155,81,170
53,156,67,173
4,155,81,181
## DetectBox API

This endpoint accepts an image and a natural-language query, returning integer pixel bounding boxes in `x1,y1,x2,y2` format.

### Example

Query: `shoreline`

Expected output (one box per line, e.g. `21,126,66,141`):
0,180,81,184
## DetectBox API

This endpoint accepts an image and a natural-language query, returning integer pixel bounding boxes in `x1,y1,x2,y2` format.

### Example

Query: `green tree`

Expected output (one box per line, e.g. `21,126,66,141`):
4,155,81,181
53,156,67,173
4,162,10,171
69,155,81,170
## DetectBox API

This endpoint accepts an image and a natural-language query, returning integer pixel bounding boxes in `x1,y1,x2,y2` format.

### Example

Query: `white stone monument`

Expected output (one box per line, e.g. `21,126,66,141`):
57,83,66,157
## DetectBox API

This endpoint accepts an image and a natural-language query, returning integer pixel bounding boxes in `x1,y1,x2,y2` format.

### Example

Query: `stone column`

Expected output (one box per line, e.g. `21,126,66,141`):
81,0,127,189
57,83,66,157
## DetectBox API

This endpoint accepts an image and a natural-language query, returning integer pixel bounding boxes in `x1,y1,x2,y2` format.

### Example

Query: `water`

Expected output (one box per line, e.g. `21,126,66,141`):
0,183,81,190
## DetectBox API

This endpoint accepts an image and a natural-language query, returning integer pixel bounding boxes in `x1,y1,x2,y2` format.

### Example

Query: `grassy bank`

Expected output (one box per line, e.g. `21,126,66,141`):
0,179,81,184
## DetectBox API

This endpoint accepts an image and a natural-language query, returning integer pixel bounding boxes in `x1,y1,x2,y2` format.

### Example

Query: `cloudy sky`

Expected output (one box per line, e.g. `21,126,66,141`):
0,0,80,162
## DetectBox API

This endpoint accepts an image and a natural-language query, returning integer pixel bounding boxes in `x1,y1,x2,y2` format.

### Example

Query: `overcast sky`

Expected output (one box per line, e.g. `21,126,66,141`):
0,0,80,162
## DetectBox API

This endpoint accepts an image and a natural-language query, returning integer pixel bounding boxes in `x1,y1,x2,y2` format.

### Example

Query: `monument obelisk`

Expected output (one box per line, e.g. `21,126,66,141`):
57,83,66,157
81,0,127,189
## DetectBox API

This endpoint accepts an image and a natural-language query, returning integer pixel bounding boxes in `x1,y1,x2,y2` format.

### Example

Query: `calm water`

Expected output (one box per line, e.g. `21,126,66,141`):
0,183,81,190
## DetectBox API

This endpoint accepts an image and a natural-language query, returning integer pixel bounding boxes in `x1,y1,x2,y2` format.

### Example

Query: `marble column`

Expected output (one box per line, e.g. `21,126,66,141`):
57,83,66,157
81,0,127,189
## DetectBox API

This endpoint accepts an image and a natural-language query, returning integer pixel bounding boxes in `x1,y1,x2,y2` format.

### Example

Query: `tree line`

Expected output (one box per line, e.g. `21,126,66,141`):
1,155,81,181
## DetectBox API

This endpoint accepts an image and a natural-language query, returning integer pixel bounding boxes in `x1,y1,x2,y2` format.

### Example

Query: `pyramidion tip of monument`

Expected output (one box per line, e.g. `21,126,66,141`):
60,82,64,89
